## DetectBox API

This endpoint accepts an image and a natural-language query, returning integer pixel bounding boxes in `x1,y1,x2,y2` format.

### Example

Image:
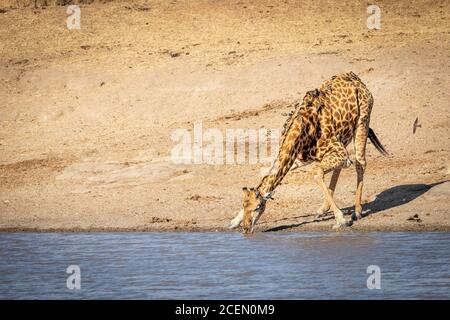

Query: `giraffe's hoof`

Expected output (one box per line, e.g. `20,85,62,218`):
352,212,363,221
315,212,332,221
332,219,353,229
316,206,330,217
314,214,324,221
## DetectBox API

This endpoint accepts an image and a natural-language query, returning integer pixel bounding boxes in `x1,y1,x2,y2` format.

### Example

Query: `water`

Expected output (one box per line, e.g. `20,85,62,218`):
0,232,449,299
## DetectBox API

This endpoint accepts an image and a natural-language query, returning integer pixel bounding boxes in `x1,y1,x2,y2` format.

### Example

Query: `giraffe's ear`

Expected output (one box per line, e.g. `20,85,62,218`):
242,187,251,200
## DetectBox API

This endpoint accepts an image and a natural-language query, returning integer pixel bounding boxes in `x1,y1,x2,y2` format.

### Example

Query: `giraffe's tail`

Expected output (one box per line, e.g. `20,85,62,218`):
368,128,389,156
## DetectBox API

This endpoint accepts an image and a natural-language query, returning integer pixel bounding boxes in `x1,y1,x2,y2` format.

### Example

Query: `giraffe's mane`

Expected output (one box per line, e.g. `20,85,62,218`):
255,89,325,191
279,101,301,145
279,89,322,147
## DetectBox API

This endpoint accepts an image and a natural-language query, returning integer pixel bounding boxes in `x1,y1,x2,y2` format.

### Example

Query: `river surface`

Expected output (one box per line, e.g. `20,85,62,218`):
0,232,449,299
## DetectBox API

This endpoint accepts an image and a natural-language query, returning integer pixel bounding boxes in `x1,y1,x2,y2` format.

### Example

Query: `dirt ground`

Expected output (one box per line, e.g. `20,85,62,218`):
0,0,449,232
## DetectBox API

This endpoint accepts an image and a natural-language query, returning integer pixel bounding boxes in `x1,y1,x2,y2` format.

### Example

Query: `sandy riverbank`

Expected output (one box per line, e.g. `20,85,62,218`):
0,0,449,232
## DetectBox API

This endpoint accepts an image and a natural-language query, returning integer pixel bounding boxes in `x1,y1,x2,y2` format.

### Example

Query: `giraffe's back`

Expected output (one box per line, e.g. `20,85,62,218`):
280,72,373,163
319,72,373,148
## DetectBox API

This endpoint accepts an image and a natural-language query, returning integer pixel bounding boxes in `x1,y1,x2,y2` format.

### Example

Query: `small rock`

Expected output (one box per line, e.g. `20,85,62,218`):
149,216,171,223
407,214,421,222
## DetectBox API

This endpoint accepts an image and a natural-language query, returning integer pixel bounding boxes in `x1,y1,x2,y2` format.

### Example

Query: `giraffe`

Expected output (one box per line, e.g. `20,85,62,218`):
229,72,388,233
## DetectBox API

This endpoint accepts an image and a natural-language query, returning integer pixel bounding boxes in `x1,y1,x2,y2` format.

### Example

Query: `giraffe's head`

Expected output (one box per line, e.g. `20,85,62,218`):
242,187,267,234
229,187,270,234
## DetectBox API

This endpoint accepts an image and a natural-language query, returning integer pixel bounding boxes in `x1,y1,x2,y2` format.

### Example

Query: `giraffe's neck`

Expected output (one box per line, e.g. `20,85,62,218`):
257,121,304,196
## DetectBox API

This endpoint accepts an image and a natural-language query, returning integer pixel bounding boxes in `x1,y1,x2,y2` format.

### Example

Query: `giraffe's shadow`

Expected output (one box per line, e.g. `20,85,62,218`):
264,180,448,232
346,180,448,217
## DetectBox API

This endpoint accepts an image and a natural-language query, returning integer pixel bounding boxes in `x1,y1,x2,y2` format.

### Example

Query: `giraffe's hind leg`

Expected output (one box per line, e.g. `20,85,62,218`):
315,168,341,219
352,123,369,220
312,150,353,229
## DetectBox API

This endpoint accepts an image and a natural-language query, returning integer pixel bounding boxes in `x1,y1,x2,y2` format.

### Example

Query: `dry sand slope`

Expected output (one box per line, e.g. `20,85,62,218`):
0,0,449,232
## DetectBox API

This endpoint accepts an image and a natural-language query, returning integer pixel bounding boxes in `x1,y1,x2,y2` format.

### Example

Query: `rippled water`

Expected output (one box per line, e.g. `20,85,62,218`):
0,232,449,299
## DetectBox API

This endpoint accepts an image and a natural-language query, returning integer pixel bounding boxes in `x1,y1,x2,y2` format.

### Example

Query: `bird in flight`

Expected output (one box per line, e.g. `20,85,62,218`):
413,117,421,134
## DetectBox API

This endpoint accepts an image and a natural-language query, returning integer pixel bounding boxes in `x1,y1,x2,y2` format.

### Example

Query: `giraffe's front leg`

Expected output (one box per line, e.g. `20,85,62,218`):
315,168,341,219
312,154,352,229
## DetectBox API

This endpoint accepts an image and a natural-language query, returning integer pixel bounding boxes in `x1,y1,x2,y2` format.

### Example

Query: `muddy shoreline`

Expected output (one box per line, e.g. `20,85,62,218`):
1,225,449,233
